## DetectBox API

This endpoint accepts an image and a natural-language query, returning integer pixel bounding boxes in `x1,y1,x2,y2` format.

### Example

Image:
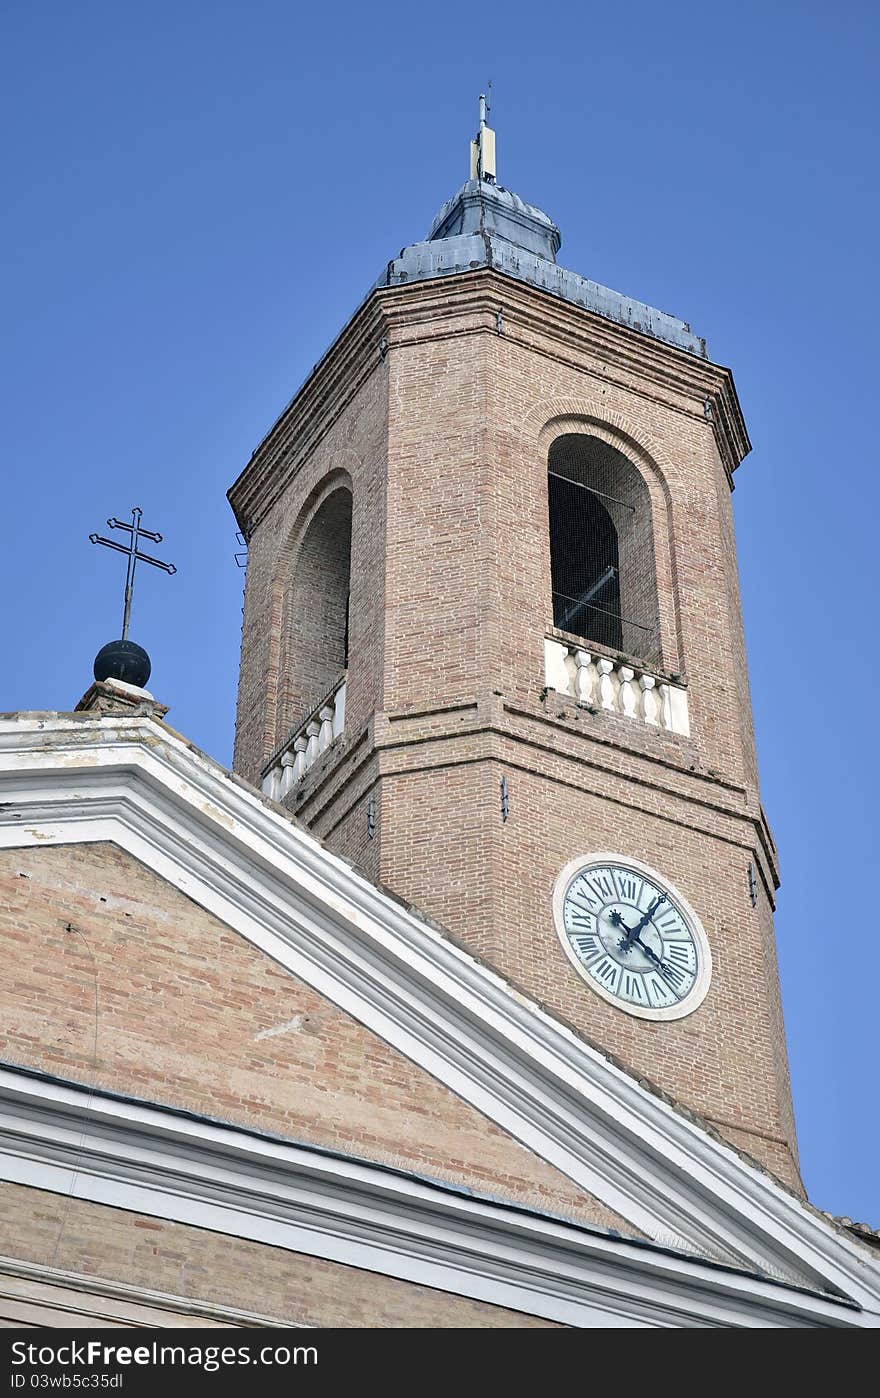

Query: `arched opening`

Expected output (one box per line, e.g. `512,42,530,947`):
548,435,660,665
277,486,352,743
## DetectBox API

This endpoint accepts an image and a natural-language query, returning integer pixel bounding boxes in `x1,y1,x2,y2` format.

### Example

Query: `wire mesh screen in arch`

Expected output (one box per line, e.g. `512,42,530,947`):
548,435,661,667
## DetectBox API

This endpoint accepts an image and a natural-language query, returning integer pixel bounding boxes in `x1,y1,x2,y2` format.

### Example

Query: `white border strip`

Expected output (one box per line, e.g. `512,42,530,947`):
0,1070,865,1330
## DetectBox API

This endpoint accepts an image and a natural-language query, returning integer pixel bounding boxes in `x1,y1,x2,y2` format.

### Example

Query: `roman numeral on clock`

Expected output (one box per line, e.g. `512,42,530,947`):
614,870,641,903
570,933,602,963
665,942,695,970
661,962,687,991
566,906,594,930
570,878,600,910
646,973,675,1007
592,957,619,987
623,973,645,1002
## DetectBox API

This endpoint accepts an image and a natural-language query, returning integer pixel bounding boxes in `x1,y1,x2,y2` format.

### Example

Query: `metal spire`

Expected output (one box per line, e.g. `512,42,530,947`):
470,89,496,184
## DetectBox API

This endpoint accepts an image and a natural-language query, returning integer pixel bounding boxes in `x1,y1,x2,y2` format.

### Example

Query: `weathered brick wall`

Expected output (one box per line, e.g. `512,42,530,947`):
0,842,628,1233
373,742,801,1192
0,1182,561,1328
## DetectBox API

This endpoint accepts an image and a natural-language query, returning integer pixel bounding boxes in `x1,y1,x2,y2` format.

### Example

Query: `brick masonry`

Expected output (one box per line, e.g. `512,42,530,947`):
229,267,802,1193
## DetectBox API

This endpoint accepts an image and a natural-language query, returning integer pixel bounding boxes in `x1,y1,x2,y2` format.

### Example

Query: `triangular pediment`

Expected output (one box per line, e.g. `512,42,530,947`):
0,839,623,1237
0,713,878,1325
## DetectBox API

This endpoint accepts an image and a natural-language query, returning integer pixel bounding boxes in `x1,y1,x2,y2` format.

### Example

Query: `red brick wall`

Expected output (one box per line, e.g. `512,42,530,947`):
233,358,389,784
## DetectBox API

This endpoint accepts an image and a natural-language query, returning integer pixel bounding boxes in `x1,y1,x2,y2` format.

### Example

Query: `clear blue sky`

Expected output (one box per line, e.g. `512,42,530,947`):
2,2,877,1223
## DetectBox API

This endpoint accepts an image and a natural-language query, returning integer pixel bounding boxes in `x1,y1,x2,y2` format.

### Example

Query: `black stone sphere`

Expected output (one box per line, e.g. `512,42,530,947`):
93,639,152,688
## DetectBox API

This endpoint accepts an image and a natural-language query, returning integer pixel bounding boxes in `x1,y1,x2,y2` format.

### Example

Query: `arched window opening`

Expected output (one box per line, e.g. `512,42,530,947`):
278,486,352,744
548,435,660,666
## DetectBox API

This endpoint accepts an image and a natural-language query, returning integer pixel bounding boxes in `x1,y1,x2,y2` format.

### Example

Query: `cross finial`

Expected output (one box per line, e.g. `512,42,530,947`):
89,506,176,642
470,88,496,184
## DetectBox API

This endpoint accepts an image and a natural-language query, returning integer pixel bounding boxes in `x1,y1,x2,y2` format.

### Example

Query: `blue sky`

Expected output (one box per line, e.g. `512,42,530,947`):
2,1,877,1222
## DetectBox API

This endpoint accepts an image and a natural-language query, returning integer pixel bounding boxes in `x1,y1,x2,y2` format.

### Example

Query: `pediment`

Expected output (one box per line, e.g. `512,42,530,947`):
0,713,878,1324
0,839,622,1236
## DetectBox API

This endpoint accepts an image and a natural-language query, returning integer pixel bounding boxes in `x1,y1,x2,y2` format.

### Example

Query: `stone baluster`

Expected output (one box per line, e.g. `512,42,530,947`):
573,649,595,706
292,734,308,782
279,750,297,799
597,657,617,712
261,767,280,800
332,681,346,737
619,666,637,718
659,683,673,731
639,674,659,726
562,648,578,698
305,720,321,768
318,705,335,752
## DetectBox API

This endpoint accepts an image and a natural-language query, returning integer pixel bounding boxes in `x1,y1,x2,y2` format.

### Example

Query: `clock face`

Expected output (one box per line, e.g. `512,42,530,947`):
552,854,712,1021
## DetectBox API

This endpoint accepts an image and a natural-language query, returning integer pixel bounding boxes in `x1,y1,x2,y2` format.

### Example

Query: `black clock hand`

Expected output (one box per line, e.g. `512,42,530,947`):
608,910,676,983
629,935,676,982
609,909,636,944
609,903,662,949
618,894,666,952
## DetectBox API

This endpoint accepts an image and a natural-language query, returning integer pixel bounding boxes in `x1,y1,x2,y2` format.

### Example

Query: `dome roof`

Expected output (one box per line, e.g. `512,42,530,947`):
374,174,706,358
426,179,562,262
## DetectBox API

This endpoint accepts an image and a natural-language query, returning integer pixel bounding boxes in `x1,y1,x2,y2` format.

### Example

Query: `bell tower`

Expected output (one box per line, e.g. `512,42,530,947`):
229,109,801,1193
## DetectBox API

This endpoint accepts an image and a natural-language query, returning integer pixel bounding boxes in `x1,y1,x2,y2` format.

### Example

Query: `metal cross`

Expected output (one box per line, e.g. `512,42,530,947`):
89,507,176,640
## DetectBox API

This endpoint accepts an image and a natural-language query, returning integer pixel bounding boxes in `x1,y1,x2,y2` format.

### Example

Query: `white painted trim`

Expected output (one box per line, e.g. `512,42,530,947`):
0,715,878,1319
0,1254,288,1328
0,1070,867,1329
552,853,712,1022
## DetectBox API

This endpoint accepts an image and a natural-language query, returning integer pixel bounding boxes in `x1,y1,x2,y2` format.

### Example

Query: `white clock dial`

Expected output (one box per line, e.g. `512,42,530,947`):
552,854,712,1021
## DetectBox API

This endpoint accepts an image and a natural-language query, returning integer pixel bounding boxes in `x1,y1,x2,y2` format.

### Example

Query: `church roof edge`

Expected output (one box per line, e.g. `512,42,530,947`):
2,1054,862,1302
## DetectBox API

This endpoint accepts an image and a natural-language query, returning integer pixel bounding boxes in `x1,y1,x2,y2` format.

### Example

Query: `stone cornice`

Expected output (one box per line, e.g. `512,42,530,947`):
0,1066,867,1330
0,1250,286,1328
0,713,876,1320
227,270,751,532
378,270,750,482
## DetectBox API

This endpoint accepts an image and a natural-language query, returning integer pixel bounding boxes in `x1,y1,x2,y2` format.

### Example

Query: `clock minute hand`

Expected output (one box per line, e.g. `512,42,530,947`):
629,934,675,981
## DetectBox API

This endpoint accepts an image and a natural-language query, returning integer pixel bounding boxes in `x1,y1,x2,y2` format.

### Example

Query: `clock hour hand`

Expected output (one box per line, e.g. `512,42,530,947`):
613,894,666,952
608,910,676,983
610,896,664,947
609,908,635,945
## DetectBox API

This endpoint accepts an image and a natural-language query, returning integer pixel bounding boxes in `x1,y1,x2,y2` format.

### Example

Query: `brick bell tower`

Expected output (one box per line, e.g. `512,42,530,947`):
229,106,801,1192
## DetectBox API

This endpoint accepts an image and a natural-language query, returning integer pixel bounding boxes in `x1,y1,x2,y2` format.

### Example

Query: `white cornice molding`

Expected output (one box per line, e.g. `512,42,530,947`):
0,1069,865,1329
0,1250,287,1328
0,714,878,1320
228,268,749,533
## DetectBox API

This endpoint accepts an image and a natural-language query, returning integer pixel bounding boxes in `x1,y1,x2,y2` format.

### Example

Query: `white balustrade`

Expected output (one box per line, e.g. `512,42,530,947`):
543,637,689,737
261,676,347,800
304,720,321,767
318,706,334,752
619,667,637,718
